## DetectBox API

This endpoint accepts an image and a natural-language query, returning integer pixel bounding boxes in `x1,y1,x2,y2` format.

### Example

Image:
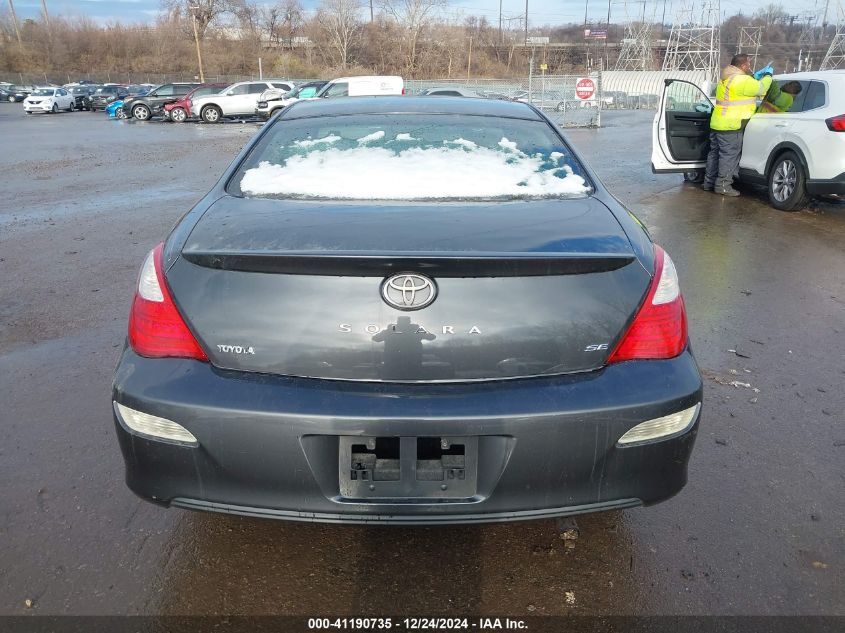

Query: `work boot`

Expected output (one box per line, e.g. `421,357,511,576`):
701,182,714,192
715,185,740,197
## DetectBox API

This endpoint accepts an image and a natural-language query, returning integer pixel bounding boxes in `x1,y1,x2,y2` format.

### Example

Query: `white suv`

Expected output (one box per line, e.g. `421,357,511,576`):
652,71,845,210
191,80,294,123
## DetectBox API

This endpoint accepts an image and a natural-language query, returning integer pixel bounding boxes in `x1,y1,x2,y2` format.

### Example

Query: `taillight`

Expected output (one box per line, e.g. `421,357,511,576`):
128,243,208,361
401,87,405,95
825,115,845,131
607,245,687,363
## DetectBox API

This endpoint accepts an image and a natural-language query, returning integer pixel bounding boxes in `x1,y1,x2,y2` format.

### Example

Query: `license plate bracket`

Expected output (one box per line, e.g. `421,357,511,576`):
338,436,478,500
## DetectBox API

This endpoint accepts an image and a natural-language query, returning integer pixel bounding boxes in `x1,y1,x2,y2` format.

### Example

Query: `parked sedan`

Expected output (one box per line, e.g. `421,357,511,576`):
90,85,129,111
113,96,701,525
122,82,199,121
5,85,33,102
163,83,228,122
106,99,127,119
69,85,97,111
420,87,484,98
23,87,75,113
255,80,327,120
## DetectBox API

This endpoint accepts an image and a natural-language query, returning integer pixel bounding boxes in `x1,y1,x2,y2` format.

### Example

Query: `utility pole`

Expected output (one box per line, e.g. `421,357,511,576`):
370,0,374,23
499,0,503,44
8,0,22,46
605,0,611,75
524,0,528,44
584,0,590,73
189,5,205,82
41,0,52,45
467,36,473,80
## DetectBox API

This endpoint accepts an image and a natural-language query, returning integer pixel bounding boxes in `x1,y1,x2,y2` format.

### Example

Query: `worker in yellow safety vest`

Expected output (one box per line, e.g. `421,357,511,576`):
758,81,802,114
702,54,773,197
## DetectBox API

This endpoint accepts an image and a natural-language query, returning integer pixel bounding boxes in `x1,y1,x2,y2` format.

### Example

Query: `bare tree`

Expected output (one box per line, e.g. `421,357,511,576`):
262,0,304,49
315,0,361,69
160,0,239,39
379,0,444,74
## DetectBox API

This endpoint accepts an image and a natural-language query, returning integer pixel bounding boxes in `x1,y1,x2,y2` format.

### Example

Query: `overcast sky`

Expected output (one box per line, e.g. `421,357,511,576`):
8,0,823,27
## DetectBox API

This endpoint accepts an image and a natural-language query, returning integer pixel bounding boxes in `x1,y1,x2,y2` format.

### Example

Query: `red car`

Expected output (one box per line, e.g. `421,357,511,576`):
163,83,228,122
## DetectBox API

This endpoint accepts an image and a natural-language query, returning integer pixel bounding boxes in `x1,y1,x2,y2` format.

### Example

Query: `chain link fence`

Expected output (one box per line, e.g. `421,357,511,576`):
1,72,270,87
405,74,602,128
6,70,713,127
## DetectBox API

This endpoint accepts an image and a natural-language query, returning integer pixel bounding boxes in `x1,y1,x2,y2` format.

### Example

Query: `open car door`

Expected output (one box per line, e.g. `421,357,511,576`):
651,79,713,179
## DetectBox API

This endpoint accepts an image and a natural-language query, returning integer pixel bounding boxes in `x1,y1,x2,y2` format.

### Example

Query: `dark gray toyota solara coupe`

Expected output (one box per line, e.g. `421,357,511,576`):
112,96,702,524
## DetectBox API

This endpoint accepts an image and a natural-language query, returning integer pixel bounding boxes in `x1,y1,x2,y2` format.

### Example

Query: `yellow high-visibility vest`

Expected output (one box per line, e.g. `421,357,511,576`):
759,88,794,114
710,71,772,131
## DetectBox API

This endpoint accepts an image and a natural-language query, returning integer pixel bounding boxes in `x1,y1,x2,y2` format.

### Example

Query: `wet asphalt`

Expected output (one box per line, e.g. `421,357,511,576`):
0,106,842,616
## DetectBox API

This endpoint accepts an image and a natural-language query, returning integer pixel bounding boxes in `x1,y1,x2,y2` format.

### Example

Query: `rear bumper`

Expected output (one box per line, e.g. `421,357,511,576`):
807,172,845,196
112,347,702,525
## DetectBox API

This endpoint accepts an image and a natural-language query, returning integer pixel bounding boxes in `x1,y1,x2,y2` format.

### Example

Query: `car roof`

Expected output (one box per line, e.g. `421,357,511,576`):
775,70,845,80
282,96,543,120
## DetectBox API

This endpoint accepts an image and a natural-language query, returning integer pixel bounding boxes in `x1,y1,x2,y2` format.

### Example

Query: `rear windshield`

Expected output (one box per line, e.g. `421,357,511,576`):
229,113,591,200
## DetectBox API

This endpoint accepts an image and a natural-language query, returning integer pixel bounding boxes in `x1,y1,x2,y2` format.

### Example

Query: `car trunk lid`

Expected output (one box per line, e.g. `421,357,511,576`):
167,196,650,381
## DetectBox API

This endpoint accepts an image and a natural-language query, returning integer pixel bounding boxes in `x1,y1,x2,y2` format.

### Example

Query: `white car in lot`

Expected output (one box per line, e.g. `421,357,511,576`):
190,80,294,123
315,76,405,98
652,71,845,210
23,87,75,114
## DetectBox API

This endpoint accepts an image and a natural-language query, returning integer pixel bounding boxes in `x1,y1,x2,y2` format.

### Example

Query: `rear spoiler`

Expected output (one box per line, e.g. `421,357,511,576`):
181,251,636,277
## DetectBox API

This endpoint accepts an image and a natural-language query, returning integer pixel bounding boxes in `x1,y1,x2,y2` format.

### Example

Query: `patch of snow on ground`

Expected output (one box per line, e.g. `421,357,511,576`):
357,130,385,144
395,133,418,141
240,145,589,199
294,135,341,148
445,138,478,149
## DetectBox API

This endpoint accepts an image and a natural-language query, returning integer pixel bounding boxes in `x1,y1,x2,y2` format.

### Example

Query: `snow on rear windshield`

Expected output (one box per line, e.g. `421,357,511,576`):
234,114,591,200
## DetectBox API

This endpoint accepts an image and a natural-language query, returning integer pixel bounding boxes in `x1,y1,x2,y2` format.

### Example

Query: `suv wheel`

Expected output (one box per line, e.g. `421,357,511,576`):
171,107,187,123
132,104,151,121
768,151,810,211
7,95,14,102
201,105,222,123
683,170,705,184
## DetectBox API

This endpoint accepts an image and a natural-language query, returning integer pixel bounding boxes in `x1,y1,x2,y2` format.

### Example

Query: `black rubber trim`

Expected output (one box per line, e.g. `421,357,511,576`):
180,251,636,277
806,172,845,196
170,497,642,525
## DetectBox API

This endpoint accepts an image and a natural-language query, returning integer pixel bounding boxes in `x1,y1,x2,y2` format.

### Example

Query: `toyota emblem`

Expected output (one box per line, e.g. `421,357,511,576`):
381,273,437,311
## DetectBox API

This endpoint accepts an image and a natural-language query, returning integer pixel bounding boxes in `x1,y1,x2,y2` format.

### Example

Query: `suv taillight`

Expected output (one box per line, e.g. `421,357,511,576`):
825,115,845,131
128,243,208,361
607,245,688,363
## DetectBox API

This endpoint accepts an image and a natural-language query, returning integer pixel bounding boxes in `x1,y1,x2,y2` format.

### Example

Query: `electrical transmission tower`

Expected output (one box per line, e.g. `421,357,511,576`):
821,4,845,69
662,0,721,86
796,6,821,70
614,0,655,70
737,26,762,68
798,9,820,46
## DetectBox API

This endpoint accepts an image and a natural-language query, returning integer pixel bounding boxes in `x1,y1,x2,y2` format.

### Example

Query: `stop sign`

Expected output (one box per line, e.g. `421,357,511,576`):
575,77,596,100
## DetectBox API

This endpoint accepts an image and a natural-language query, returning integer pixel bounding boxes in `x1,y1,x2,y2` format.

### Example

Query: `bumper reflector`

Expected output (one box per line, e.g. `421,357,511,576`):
114,402,197,445
617,403,700,445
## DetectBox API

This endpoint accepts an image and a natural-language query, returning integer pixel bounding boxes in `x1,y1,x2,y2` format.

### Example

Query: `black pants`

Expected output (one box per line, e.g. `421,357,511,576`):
704,130,743,189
